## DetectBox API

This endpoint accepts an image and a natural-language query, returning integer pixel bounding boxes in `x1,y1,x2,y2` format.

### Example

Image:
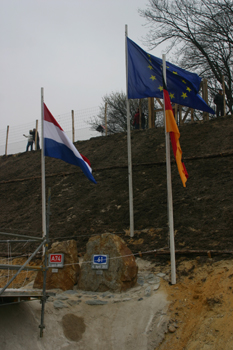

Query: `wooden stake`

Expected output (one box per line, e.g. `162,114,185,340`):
222,75,226,116
148,97,155,128
179,105,182,125
139,99,142,129
174,104,178,122
191,108,194,123
72,110,75,143
35,119,38,150
104,102,107,136
202,79,209,121
5,125,9,156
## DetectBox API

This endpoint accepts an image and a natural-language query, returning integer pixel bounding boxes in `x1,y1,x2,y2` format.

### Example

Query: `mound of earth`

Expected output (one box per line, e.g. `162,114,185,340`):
1,116,233,262
1,117,233,350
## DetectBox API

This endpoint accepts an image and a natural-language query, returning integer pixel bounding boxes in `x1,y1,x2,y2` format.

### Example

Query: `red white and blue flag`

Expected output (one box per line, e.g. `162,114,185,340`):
43,103,97,184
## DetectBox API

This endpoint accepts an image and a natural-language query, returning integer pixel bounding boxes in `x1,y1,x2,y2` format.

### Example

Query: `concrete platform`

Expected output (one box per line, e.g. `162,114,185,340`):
0,288,55,305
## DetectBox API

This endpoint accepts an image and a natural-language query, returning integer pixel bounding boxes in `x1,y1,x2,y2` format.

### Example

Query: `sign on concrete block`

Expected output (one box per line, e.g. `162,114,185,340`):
91,254,109,270
48,253,64,268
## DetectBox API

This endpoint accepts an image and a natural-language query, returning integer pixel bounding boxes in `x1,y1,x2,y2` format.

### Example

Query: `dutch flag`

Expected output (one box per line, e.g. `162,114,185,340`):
43,103,97,184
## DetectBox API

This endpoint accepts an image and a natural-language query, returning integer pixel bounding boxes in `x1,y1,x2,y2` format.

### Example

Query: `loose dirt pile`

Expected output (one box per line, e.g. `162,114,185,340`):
159,258,233,350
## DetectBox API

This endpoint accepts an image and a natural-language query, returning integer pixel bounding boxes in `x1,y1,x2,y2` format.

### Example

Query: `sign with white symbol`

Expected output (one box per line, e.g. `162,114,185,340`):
91,254,109,270
48,253,64,268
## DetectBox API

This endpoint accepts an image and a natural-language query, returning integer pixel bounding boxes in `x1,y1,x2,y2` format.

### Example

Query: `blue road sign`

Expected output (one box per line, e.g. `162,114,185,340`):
93,255,107,264
91,255,109,269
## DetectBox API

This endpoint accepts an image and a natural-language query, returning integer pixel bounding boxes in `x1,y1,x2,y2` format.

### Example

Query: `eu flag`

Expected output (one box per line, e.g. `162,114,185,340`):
127,37,214,114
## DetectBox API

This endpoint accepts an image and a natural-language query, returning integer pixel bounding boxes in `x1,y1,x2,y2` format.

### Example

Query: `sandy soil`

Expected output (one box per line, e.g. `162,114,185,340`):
158,258,233,350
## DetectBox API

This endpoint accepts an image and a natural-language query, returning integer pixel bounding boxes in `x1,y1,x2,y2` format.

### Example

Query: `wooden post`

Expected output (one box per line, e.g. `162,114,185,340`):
152,98,155,127
104,102,107,136
174,104,178,122
202,78,209,121
148,97,155,128
179,105,182,125
35,119,38,150
5,125,9,156
191,108,194,122
72,110,75,143
222,75,226,116
139,99,142,129
148,98,152,128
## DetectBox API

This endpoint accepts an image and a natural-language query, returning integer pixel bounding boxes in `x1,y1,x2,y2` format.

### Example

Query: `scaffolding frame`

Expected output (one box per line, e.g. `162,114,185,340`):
0,188,52,337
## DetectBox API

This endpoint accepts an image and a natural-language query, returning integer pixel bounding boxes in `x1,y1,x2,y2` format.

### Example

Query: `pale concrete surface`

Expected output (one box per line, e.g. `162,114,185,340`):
0,259,169,350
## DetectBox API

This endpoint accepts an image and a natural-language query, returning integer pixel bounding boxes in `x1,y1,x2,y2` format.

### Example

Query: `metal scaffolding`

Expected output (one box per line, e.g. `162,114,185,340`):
0,188,53,337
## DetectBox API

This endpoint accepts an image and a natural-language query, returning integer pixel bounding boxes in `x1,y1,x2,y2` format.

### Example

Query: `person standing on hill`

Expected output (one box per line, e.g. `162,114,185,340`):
214,89,224,117
141,112,146,129
32,128,40,150
23,130,33,151
133,108,140,129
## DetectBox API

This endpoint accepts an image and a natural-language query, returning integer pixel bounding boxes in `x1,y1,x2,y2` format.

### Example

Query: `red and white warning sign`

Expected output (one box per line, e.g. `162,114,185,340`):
48,253,64,268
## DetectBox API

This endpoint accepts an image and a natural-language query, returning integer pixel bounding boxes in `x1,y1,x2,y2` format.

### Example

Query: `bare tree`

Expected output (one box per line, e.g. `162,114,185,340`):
89,91,150,134
139,0,233,113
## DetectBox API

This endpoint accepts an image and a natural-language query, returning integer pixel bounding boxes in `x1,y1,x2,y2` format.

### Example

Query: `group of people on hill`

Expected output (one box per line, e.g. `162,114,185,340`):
132,88,224,127
132,108,146,129
23,129,40,152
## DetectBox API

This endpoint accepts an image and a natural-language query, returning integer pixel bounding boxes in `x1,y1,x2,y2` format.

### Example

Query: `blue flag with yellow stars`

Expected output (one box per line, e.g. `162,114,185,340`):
127,37,214,114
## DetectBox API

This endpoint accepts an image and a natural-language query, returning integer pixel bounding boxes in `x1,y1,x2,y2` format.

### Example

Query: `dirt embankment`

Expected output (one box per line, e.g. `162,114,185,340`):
1,117,233,259
1,116,233,348
158,258,233,350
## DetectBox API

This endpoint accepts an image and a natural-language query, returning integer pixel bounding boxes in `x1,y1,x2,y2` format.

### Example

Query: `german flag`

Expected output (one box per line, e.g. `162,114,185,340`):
163,83,189,187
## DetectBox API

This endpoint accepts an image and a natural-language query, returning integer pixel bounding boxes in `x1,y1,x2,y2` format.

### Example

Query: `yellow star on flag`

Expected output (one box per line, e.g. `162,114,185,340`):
173,71,178,75
170,93,175,99
182,80,187,84
158,85,163,91
186,87,191,92
148,65,153,70
181,92,187,99
150,75,156,81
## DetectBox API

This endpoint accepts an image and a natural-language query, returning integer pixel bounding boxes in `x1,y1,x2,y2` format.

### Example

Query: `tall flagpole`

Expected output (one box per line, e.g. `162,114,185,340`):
162,55,176,284
125,25,134,238
41,88,46,245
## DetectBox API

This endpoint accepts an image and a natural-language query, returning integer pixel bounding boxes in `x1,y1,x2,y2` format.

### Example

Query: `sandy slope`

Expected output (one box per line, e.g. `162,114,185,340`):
157,258,233,350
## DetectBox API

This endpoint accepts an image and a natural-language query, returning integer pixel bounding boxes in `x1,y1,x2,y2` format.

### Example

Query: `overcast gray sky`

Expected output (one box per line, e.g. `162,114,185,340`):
0,0,166,131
